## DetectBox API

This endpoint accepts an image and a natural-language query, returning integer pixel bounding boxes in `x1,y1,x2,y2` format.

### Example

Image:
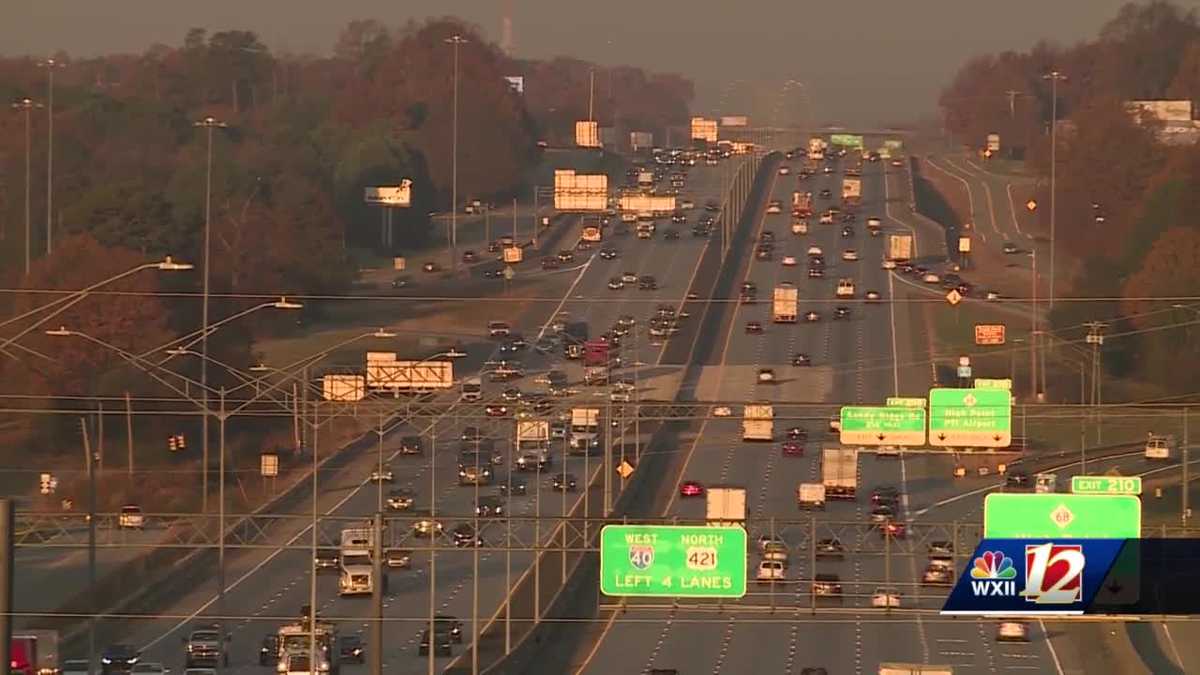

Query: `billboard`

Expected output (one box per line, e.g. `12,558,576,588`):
630,131,654,151
504,76,524,94
619,194,676,213
364,354,454,390
690,117,718,142
553,170,608,211
322,374,366,402
575,120,600,148
887,233,913,260
830,133,864,149
363,179,413,206
1125,100,1193,123
720,115,749,127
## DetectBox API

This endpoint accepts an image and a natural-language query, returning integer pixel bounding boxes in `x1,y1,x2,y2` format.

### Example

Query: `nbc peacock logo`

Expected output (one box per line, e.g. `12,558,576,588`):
970,550,1018,596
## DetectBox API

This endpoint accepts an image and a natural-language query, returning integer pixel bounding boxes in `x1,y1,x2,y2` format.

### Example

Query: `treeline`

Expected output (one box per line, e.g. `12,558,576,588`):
939,1,1200,392
0,17,693,450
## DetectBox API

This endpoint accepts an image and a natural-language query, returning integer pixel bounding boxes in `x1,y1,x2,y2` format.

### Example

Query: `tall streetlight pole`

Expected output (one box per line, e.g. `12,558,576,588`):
194,115,227,514
1042,71,1066,311
12,98,41,276
445,35,468,273
39,58,65,256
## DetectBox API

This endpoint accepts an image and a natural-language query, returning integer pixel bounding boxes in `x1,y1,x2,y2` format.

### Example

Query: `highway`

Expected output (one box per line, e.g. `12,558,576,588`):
75,160,740,673
579,149,1073,674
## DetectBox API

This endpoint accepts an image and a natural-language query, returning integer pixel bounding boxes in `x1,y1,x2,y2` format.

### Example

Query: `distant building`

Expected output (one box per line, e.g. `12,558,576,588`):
1124,99,1200,145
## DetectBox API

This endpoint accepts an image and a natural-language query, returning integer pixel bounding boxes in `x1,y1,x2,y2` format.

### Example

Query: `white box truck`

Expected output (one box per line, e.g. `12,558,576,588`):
705,485,747,526
742,403,774,441
797,482,826,509
773,283,798,323
822,447,859,500
569,407,600,455
338,527,376,596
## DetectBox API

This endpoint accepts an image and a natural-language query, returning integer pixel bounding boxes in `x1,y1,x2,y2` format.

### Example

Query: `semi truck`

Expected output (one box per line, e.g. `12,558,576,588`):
773,283,798,323
705,485,747,526
808,137,827,160
583,340,611,385
742,403,774,441
276,611,341,674
796,483,826,509
568,407,601,455
338,528,377,596
582,223,602,242
10,631,58,675
822,447,859,500
792,191,813,218
842,178,862,207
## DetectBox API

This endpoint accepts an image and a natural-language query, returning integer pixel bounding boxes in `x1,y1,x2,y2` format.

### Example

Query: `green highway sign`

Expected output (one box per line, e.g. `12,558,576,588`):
886,397,926,407
974,378,1012,390
984,494,1142,538
840,406,925,445
830,133,864,149
884,139,904,150
1071,475,1143,496
929,387,1011,447
600,525,747,598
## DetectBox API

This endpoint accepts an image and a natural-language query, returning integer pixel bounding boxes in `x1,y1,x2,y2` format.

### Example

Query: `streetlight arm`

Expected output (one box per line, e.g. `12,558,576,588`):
168,348,298,411
146,301,281,361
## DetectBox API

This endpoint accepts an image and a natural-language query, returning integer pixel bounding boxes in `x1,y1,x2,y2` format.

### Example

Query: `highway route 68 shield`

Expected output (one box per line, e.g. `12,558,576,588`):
629,544,654,570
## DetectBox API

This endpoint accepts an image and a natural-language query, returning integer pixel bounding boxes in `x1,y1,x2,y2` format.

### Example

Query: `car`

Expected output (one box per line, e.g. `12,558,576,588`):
182,670,215,675
996,620,1030,642
680,199,695,209
756,246,773,260
498,478,528,496
804,311,820,322
606,277,624,291
823,166,834,174
257,635,279,665
745,321,763,334
410,510,445,538
922,272,941,284
787,426,807,441
621,271,638,284
792,353,810,366
806,245,823,256
842,249,858,261
475,495,505,517
100,645,140,674
423,261,439,273
833,306,850,319
763,542,789,563
398,435,424,455
501,387,524,403
369,467,394,482
891,158,904,167
385,548,412,568
828,416,841,432
599,247,619,260
808,266,824,278
881,521,907,538
928,541,954,560
451,523,483,547
314,548,339,571
792,220,809,235
766,201,783,214
339,636,365,664
671,212,687,223
819,212,834,224
713,405,733,417
390,276,409,289
756,559,786,583
782,255,797,267
461,250,477,264
484,404,508,417
679,480,704,497
1002,241,1019,254
638,275,658,290
118,505,144,529
819,188,832,198
418,629,453,657
812,574,843,597
871,587,902,608
757,368,776,383
386,488,415,511
557,250,575,263
515,451,549,471
986,290,1001,301
867,217,882,228
778,165,791,175
781,441,804,456
872,486,900,506
869,504,896,523
881,259,897,270
487,320,511,338
865,290,881,302
816,538,845,558
841,226,854,238
552,473,579,491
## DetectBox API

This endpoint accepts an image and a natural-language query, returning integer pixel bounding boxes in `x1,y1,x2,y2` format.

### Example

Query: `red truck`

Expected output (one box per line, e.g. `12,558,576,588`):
12,631,58,675
583,340,611,385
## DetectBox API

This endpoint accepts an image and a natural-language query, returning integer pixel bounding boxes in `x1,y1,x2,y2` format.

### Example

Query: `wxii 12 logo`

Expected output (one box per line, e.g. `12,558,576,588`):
1020,542,1084,605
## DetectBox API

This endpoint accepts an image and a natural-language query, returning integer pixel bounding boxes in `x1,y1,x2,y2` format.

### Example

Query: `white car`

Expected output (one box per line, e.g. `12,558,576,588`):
881,259,897,270
867,217,882,228
791,220,808,235
922,272,941,284
819,212,835,224
757,368,776,383
865,290,881,301
986,290,1001,301
806,245,823,256
842,249,858,261
370,468,394,482
680,199,695,210
778,165,791,175
996,621,1030,642
756,559,786,582
829,416,841,432
871,588,902,608
782,255,797,267
822,166,834,174
713,405,733,417
763,542,789,563
766,202,783,214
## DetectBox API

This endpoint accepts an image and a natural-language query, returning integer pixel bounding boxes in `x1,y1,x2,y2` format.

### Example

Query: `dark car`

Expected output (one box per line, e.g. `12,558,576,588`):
599,247,619,260
498,478,528,496
792,353,810,366
557,250,575,263
745,321,763,334
259,635,279,666
664,229,680,240
1006,470,1031,489
461,250,478,263
339,636,365,664
452,523,483,547
476,495,505,517
833,306,850,320
541,257,561,270
314,548,339,571
841,226,854,237
552,473,579,491
872,486,900,507
418,630,453,657
100,645,140,674
638,275,658,290
399,435,423,455
816,538,845,558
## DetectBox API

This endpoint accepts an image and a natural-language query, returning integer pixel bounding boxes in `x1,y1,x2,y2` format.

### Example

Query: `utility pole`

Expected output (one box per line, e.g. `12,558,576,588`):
39,58,64,255
1042,71,1067,311
588,68,595,122
1085,321,1106,446
370,511,384,675
445,35,468,274
1004,90,1020,119
194,115,227,514
12,98,40,276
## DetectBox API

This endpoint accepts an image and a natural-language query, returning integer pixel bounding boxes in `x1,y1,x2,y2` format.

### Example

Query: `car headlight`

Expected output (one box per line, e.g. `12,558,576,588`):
276,663,287,673
101,659,112,665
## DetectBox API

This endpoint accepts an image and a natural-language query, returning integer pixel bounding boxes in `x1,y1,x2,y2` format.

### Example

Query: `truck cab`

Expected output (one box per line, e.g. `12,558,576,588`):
460,377,482,402
184,626,229,668
836,278,856,298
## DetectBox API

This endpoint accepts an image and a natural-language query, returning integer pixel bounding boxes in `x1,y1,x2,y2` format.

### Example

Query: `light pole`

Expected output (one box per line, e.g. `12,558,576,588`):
39,58,65,255
12,97,41,276
445,35,468,273
194,115,227,514
1042,71,1066,311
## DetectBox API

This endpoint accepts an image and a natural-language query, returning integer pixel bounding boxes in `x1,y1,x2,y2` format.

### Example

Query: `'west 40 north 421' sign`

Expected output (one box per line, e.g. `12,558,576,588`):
599,524,747,598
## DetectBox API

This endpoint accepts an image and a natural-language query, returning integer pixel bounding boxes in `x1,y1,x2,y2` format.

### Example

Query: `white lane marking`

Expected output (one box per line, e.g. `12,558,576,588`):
535,251,596,341
1005,183,1025,236
947,157,1001,238
1038,619,1067,675
924,157,975,227
1160,618,1185,669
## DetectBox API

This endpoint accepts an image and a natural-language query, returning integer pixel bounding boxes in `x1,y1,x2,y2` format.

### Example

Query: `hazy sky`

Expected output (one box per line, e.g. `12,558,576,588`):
5,1,1200,127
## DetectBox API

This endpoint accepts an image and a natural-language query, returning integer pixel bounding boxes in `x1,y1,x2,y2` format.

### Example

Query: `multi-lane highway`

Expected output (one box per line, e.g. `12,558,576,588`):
60,158,745,673
577,148,1076,674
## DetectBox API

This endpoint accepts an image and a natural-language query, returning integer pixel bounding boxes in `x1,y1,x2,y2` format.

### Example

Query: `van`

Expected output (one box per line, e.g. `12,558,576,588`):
460,377,482,402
